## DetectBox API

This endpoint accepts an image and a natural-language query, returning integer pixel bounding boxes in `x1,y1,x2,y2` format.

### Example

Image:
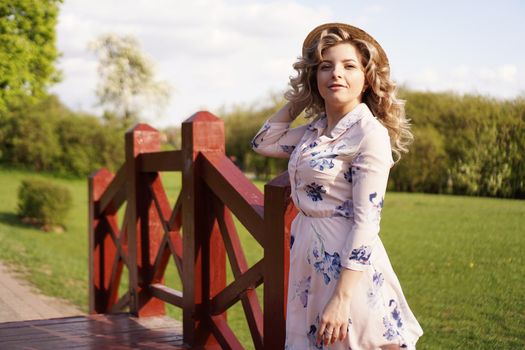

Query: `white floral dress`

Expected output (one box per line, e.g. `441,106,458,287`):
252,103,423,349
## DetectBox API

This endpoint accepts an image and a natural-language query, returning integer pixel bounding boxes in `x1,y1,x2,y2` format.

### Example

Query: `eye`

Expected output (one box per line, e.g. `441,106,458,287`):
319,64,332,71
345,64,356,70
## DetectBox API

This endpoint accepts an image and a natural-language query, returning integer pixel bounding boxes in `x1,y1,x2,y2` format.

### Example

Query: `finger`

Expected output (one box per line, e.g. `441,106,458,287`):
339,322,348,342
324,327,334,346
317,322,327,344
324,330,331,347
331,326,340,345
320,324,332,346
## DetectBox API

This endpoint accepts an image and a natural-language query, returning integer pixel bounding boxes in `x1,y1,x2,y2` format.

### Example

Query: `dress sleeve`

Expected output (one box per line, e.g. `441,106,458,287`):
251,120,308,158
341,125,394,271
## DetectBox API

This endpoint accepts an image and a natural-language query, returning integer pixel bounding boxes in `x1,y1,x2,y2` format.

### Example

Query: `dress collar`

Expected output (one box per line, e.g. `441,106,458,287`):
308,103,371,138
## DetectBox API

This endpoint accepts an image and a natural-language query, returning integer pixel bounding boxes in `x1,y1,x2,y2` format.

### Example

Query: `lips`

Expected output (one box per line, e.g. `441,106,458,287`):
328,83,347,90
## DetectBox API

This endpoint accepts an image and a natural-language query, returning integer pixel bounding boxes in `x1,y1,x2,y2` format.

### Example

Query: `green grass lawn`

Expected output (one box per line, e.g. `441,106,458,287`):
0,167,523,349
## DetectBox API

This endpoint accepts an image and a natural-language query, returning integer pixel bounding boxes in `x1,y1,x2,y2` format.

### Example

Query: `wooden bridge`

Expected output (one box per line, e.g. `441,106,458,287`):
0,112,296,349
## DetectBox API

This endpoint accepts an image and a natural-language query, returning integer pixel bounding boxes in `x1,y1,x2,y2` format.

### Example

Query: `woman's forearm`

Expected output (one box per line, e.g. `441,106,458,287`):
269,97,310,123
333,268,364,298
267,101,298,123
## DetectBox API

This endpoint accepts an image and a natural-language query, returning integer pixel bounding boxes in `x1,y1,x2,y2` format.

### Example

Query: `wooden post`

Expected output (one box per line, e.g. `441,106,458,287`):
125,123,165,316
182,111,227,347
263,171,297,350
88,168,116,313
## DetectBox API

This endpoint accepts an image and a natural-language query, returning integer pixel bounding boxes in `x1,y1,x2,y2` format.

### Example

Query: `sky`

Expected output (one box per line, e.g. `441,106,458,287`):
50,0,525,127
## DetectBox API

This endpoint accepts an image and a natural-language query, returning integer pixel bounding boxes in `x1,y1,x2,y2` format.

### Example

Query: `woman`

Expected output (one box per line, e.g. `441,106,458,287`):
252,23,423,349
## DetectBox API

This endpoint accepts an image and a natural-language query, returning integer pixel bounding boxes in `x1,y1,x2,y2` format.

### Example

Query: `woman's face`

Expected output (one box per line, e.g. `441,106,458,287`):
316,42,366,113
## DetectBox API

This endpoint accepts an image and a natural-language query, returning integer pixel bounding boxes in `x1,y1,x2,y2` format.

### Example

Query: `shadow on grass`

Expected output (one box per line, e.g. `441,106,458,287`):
0,211,37,230
0,212,66,233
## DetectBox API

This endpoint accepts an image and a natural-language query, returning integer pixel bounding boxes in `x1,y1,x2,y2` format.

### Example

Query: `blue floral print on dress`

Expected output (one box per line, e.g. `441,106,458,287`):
382,299,407,345
389,299,404,329
290,235,295,249
307,226,341,284
367,271,384,309
313,251,341,285
349,245,372,265
344,167,352,183
309,153,337,171
280,144,296,154
291,275,311,308
327,252,342,280
307,315,323,349
373,271,384,287
305,182,326,201
368,192,385,224
351,166,360,180
382,316,398,341
335,200,353,219
307,225,326,264
251,123,270,148
308,148,337,171
350,152,366,184
369,192,384,208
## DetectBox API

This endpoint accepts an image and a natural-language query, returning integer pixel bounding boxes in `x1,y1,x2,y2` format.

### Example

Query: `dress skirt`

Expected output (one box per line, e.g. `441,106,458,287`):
285,214,423,350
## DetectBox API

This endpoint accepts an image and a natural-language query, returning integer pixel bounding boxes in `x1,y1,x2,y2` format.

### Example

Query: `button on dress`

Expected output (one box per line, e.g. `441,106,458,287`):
252,103,423,349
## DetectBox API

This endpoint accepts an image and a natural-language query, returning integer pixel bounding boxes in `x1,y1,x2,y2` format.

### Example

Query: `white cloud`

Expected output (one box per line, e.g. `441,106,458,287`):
51,0,333,126
478,64,517,83
399,63,523,100
452,65,470,79
479,67,497,81
415,68,440,85
496,64,517,83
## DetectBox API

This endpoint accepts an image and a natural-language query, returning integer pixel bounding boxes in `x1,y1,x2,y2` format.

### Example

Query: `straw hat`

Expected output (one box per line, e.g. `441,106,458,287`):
302,23,389,68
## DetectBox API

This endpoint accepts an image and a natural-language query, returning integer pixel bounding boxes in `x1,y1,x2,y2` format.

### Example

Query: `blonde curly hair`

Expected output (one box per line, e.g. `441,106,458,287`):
285,25,413,161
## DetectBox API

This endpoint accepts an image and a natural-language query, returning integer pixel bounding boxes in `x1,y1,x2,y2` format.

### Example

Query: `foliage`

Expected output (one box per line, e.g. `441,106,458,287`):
163,125,181,149
390,125,448,193
391,90,525,198
220,90,525,198
0,0,62,113
54,113,124,176
89,33,171,124
17,178,72,229
220,96,291,178
0,94,125,176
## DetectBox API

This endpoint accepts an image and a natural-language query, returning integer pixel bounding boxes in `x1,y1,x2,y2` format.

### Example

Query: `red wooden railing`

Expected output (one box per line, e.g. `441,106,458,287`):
89,111,297,349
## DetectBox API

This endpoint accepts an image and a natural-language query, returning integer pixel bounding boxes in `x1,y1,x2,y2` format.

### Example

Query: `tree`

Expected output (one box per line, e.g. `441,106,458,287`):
89,33,171,124
0,0,62,113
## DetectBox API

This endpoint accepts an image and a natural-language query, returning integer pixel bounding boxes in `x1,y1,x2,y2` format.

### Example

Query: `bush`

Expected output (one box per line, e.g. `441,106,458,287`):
221,90,525,198
54,113,124,176
390,125,449,193
17,179,72,230
0,95,125,176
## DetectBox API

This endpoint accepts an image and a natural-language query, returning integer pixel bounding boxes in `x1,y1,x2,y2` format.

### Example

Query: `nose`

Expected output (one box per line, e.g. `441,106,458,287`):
332,64,343,78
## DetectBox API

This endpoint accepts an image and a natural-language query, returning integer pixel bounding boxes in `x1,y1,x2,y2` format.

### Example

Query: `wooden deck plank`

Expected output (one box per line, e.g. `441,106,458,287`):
0,313,185,349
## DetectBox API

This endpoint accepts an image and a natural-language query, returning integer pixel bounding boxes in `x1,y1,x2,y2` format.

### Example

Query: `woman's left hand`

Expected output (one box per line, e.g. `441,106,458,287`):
317,293,352,346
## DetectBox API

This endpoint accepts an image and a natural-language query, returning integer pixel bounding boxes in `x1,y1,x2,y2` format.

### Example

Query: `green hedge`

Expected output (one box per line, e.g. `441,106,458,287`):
2,91,523,198
389,91,525,198
17,179,72,229
220,91,525,198
0,95,124,176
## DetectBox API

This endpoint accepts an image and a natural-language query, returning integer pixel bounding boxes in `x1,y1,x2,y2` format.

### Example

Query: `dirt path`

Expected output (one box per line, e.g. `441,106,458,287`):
0,261,83,323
